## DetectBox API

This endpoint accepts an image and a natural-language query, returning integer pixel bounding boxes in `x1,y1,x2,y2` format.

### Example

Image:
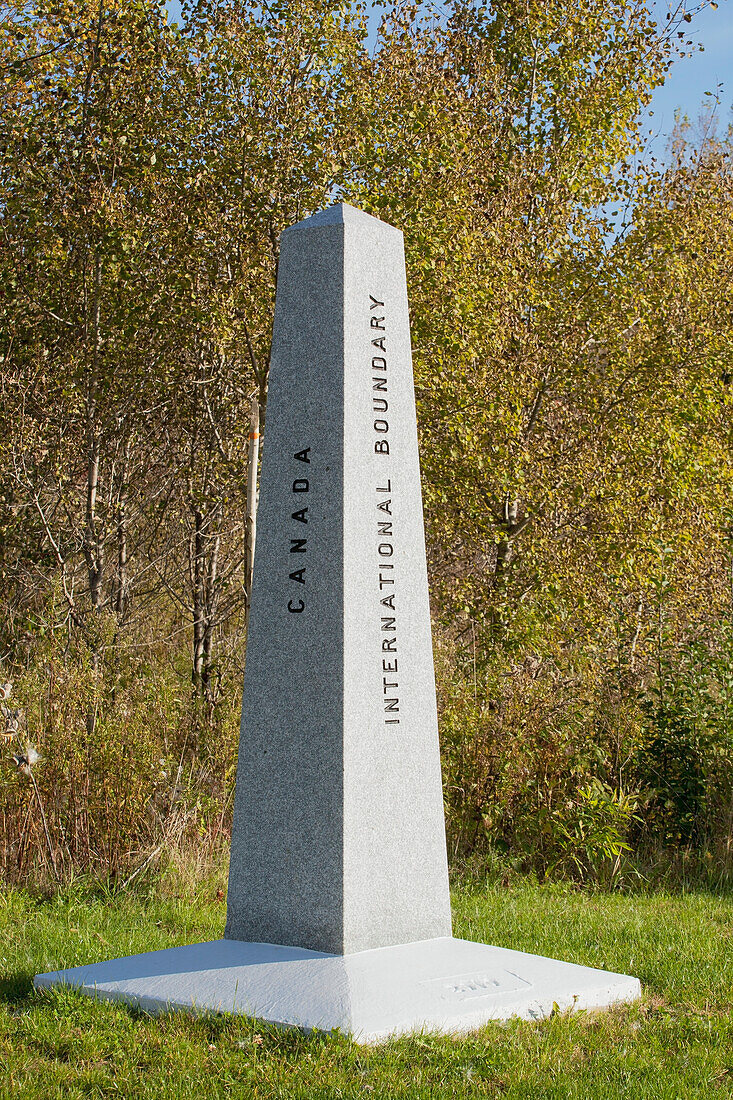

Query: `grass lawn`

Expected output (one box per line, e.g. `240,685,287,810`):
1,872,732,1098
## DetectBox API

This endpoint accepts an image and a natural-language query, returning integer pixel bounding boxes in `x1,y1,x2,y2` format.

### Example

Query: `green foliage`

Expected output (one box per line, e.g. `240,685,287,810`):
1,0,732,882
638,693,708,846
0,616,239,884
636,626,733,846
438,642,644,884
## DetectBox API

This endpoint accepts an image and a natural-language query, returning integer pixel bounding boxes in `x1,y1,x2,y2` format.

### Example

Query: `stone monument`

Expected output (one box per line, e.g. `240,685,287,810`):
35,204,640,1041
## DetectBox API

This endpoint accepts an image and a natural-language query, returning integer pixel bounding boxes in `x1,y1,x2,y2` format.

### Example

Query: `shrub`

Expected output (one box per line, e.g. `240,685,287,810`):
0,628,239,887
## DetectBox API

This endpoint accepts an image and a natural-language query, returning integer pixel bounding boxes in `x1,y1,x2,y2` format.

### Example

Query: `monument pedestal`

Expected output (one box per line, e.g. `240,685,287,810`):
35,204,640,1038
35,936,640,1042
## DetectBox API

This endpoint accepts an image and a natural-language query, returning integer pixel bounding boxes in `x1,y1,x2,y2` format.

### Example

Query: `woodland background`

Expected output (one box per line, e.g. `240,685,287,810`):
1,0,732,888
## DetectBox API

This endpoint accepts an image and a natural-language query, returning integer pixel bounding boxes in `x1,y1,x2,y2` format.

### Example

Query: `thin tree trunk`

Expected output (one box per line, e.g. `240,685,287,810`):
84,254,104,614
202,504,222,699
82,255,104,743
191,503,206,694
244,394,260,623
494,498,531,576
114,438,131,622
190,501,223,699
85,436,103,610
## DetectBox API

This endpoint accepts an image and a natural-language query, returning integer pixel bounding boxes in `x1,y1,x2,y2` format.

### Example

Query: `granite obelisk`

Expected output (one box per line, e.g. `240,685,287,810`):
35,205,641,1040
224,203,451,954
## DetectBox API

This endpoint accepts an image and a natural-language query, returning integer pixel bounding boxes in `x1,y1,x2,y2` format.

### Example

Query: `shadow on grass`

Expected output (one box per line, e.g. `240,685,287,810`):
0,972,38,1009
0,969,341,1056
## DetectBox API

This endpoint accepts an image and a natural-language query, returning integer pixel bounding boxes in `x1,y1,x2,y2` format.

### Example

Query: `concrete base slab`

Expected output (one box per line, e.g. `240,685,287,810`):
34,937,640,1043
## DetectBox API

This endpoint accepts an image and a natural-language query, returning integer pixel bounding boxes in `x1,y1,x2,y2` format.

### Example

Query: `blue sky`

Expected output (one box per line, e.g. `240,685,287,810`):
165,0,732,150
647,0,732,151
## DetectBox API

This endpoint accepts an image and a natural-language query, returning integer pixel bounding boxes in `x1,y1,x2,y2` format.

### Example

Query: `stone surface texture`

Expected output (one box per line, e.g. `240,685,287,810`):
34,937,641,1043
224,203,452,954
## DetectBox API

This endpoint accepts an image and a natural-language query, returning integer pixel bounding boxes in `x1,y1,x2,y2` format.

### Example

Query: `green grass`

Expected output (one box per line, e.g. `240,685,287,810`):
1,872,732,1098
